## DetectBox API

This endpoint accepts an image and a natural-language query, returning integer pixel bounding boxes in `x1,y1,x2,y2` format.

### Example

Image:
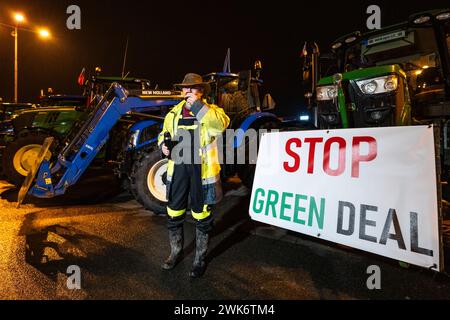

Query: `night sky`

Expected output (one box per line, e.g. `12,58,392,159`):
0,0,449,115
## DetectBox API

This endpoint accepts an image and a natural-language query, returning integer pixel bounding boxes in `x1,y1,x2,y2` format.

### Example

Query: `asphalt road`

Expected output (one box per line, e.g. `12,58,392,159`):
0,168,450,300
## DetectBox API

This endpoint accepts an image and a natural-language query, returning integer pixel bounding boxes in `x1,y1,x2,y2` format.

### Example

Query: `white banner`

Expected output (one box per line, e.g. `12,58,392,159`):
249,126,441,271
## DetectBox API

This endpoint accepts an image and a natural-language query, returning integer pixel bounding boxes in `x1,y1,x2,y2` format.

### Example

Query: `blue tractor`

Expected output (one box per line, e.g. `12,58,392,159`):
1,71,154,185
18,69,291,214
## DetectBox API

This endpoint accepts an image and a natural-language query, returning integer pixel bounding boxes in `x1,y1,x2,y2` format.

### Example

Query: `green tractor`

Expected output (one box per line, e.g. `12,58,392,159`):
302,9,450,193
1,70,153,185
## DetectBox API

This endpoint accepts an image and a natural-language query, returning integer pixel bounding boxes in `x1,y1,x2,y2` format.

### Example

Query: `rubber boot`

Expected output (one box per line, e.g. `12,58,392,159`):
161,227,184,270
189,228,209,278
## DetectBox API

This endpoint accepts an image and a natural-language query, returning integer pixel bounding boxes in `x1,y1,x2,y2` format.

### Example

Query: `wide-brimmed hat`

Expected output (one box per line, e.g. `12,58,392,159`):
175,73,211,93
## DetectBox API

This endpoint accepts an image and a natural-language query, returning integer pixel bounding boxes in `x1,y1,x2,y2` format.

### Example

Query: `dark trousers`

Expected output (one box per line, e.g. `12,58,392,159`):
167,163,213,233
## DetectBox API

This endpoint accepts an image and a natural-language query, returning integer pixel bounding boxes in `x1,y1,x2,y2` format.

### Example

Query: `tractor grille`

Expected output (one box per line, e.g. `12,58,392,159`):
317,80,399,129
348,82,397,127
317,100,341,128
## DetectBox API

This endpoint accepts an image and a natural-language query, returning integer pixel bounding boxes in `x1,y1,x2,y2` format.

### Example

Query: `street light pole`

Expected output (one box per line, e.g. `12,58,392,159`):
12,13,24,103
14,26,18,103
2,13,50,103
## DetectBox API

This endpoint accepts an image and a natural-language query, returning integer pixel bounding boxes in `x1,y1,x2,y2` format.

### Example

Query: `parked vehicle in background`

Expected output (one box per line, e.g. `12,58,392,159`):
39,94,87,107
0,102,37,143
0,102,37,121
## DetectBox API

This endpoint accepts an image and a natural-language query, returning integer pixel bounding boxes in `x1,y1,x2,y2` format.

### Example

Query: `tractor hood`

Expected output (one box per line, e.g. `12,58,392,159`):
11,106,85,137
318,65,407,86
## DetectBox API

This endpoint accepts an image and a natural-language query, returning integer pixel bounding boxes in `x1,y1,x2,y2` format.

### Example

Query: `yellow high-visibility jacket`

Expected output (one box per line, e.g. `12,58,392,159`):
158,99,230,204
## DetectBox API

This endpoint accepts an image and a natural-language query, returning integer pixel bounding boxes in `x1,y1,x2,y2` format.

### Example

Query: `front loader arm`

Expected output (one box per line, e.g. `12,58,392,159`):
18,83,182,204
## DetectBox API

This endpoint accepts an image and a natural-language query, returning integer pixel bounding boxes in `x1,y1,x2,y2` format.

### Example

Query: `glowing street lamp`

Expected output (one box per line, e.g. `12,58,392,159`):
14,13,25,23
38,29,50,39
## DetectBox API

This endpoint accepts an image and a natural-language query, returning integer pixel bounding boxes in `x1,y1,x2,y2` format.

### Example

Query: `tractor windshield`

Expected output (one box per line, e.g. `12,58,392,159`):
346,28,439,70
343,26,443,91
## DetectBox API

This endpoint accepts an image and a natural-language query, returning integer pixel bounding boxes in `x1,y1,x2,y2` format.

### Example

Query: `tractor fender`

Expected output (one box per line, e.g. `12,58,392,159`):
234,112,280,148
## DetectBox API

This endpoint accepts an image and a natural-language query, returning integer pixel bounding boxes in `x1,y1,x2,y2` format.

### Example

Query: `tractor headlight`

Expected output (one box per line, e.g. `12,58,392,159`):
317,85,338,101
299,115,310,121
370,111,383,121
130,130,140,147
436,12,450,21
356,75,398,95
413,15,431,24
362,81,378,94
331,42,342,50
326,114,337,123
384,76,398,91
345,36,358,44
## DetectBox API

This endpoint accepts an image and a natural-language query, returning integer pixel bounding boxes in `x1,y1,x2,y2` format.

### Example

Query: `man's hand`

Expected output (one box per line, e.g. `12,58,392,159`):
162,144,170,156
184,92,200,109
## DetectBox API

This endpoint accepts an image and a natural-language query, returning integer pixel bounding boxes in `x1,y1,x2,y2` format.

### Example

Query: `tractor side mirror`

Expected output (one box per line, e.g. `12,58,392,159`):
302,68,311,82
254,60,263,79
300,55,312,83
262,94,276,110
300,42,311,83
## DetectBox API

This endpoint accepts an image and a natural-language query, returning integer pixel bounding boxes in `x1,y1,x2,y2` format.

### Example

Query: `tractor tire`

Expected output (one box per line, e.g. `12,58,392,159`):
236,136,256,189
237,120,280,190
130,148,168,215
2,131,55,185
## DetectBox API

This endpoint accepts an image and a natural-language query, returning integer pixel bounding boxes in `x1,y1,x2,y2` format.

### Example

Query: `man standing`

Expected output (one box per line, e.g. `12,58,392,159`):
158,73,230,278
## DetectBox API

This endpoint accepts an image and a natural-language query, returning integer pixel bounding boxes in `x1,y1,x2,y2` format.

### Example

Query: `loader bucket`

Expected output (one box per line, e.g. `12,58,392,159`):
17,137,54,208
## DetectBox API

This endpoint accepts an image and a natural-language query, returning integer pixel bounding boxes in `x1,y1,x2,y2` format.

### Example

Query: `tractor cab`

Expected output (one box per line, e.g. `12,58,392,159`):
82,71,153,108
202,67,276,128
304,9,450,129
326,9,449,123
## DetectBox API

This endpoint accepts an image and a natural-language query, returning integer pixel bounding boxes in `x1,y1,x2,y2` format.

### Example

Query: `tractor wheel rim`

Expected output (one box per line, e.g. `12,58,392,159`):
13,144,52,177
147,159,168,202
